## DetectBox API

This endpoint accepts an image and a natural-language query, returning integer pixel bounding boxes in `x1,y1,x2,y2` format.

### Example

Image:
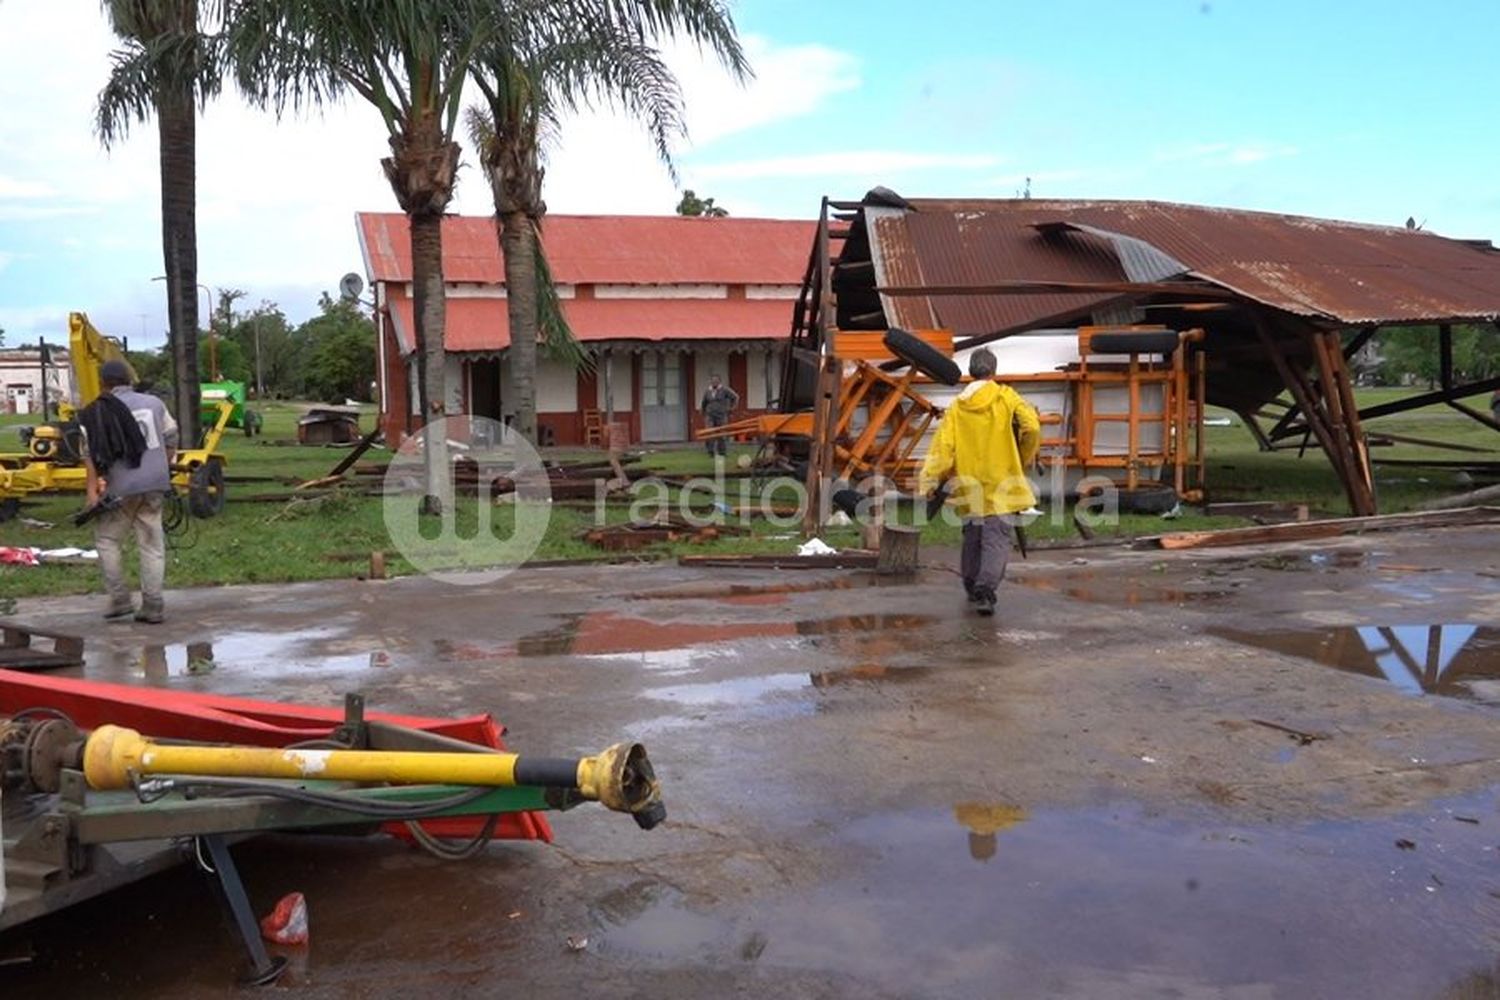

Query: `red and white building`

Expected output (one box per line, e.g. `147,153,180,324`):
356,213,814,446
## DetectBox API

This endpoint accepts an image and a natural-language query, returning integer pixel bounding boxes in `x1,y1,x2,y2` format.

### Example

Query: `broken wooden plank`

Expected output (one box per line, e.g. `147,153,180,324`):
326,426,382,478
1137,506,1500,550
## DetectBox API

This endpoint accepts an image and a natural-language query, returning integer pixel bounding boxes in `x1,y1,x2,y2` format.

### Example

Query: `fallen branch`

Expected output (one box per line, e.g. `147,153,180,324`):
1417,483,1500,512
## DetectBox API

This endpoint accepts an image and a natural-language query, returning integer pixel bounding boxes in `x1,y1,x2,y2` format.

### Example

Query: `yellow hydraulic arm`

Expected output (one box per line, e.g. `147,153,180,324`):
65,311,134,418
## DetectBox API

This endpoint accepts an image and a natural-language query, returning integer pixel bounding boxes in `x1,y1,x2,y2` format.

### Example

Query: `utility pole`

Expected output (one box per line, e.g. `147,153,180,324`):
254,312,264,398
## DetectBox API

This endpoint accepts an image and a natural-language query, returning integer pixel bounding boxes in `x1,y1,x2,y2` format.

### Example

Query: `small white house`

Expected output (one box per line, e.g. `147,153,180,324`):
0,346,72,416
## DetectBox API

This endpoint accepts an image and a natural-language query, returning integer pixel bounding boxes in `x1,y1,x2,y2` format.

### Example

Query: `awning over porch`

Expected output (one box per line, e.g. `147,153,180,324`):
384,292,794,356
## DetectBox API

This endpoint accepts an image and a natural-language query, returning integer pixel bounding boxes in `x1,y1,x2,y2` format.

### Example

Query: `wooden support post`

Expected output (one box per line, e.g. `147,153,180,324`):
1310,328,1375,516
1253,315,1351,493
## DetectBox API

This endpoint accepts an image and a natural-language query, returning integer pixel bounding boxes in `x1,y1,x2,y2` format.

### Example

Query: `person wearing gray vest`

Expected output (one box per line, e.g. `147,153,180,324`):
82,360,178,623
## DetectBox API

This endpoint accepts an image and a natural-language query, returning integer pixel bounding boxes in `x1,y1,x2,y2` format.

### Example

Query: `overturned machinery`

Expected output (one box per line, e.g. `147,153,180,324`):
0,679,663,984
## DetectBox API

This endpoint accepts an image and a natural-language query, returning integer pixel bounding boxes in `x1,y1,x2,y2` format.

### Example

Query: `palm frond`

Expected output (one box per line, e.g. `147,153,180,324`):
96,8,228,147
533,226,591,372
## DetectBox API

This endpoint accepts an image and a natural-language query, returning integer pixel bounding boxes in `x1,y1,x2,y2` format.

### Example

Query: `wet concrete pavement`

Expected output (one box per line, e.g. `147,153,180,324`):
5,526,1500,997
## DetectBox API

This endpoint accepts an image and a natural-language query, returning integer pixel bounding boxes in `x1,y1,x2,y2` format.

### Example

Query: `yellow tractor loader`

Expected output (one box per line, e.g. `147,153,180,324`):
0,312,232,521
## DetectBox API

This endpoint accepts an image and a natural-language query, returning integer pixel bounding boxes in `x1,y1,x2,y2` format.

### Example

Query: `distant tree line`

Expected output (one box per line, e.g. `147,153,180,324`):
1364,325,1500,387
128,292,375,404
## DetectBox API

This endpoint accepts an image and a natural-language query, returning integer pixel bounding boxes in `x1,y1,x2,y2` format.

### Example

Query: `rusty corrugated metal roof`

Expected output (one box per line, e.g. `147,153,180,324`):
866,198,1500,333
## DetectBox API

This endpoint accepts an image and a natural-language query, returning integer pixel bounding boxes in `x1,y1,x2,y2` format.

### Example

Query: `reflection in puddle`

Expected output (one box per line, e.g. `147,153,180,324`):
597,797,1500,998
626,575,918,607
646,672,810,706
1211,624,1500,699
86,627,379,683
1016,573,1230,606
516,612,936,658
810,663,933,687
953,801,1028,862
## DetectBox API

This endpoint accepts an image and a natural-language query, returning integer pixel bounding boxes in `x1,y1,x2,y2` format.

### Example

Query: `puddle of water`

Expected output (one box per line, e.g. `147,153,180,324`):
515,612,936,658
625,575,919,607
597,798,1500,998
85,627,379,684
645,672,811,706
1211,624,1500,700
1243,549,1371,572
1016,573,1231,606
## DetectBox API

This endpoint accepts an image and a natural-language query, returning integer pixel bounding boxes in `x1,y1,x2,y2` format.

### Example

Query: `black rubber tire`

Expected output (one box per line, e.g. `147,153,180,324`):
0,497,18,523
188,459,227,519
1117,485,1180,515
883,328,962,386
830,488,865,519
1088,331,1181,356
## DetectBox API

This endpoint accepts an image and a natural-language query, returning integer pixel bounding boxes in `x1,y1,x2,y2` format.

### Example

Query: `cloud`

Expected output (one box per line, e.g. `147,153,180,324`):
692,151,1003,181
0,9,860,345
0,175,55,200
1153,141,1299,167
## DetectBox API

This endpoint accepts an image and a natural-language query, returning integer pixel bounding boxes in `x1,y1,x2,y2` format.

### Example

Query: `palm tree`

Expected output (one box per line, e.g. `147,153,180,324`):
467,3,748,443
97,0,222,447
229,1,523,513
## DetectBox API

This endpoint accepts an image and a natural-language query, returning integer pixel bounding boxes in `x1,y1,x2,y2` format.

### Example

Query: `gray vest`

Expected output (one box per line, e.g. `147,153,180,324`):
102,387,172,496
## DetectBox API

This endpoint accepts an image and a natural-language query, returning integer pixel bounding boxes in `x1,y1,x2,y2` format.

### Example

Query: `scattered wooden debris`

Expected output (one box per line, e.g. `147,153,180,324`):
1248,718,1325,745
583,515,748,551
1204,500,1310,522
1136,506,1500,551
679,552,879,570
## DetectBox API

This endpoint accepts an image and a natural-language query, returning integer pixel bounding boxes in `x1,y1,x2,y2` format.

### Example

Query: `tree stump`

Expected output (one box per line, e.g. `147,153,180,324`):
875,525,920,576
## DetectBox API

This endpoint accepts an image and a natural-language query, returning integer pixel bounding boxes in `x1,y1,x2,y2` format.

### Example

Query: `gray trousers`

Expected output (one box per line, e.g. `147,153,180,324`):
961,515,1014,591
704,412,729,454
96,492,166,611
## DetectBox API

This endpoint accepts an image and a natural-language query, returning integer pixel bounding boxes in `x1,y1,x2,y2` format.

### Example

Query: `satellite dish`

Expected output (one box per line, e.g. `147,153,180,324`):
339,272,365,303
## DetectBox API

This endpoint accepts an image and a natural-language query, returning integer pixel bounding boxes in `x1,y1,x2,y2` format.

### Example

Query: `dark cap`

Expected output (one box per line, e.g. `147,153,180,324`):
100,360,133,387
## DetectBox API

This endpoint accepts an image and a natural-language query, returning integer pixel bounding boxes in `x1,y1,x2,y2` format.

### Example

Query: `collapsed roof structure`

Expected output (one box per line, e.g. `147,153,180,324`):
786,189,1500,514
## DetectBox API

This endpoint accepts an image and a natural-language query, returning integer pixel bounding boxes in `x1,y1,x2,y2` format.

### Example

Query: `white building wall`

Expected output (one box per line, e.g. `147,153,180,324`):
536,358,578,412
595,351,633,414
745,346,768,409
594,284,726,299
0,353,73,414
443,354,465,416
745,284,802,299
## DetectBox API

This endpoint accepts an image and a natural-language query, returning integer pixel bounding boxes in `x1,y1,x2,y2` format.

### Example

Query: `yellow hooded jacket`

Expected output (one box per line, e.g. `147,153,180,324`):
919,380,1041,518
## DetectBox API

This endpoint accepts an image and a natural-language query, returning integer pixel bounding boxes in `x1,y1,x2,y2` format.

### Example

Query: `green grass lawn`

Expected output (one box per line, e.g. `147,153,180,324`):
2,388,1496,599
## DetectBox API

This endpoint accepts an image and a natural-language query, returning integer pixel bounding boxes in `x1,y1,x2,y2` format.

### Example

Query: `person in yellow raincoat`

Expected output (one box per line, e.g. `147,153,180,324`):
919,347,1041,616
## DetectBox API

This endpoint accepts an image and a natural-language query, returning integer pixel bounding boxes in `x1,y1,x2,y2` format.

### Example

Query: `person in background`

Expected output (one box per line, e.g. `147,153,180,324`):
81,359,178,623
919,347,1041,616
700,373,739,457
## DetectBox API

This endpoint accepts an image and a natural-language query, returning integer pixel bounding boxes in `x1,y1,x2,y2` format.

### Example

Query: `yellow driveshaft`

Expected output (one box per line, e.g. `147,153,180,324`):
82,724,662,823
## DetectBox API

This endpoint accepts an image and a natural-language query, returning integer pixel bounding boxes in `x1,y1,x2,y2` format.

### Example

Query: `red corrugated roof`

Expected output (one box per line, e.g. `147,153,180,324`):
386,292,794,354
864,198,1500,333
358,212,815,286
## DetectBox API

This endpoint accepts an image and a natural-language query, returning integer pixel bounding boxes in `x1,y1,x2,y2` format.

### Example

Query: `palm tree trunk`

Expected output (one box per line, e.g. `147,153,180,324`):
382,107,458,516
410,210,451,514
501,210,538,443
158,86,200,446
